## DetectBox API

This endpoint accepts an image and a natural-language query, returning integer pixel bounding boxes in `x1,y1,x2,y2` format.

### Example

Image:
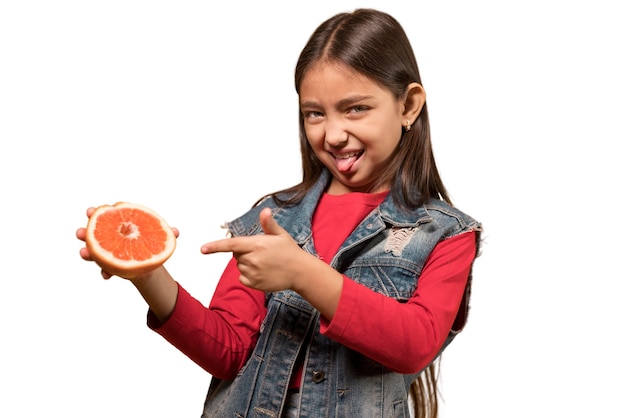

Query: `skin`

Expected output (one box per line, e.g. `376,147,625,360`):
76,60,426,323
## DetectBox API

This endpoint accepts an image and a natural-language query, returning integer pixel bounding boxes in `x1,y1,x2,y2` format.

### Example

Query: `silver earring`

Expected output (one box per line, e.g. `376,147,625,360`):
405,120,412,131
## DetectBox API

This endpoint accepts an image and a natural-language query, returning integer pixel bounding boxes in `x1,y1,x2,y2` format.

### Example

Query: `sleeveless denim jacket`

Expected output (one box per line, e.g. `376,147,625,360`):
202,171,481,418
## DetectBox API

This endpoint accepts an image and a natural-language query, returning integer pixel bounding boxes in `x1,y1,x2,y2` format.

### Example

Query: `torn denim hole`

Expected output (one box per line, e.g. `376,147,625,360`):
384,227,418,256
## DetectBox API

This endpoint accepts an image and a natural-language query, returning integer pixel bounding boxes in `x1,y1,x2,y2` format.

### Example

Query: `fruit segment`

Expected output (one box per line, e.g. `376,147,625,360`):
85,202,176,278
93,208,168,261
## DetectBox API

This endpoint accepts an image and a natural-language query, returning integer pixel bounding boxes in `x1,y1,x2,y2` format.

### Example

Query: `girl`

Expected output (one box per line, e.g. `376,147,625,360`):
77,8,482,418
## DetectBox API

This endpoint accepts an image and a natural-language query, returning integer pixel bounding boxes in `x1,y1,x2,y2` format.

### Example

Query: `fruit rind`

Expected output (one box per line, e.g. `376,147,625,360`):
85,202,176,278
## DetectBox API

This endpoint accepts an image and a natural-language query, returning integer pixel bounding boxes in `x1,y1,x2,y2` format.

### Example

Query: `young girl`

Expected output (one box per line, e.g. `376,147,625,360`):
77,8,481,418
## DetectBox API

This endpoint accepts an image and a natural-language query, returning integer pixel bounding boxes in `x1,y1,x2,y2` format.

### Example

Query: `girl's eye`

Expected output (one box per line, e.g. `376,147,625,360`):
349,105,369,114
304,110,323,120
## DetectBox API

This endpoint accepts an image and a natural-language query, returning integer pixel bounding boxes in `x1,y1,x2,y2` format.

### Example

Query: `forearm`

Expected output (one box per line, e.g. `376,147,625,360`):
322,279,450,373
291,254,344,321
131,265,179,322
148,258,267,379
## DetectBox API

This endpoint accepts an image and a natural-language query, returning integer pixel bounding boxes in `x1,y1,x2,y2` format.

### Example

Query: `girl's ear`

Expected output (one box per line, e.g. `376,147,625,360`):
402,82,426,123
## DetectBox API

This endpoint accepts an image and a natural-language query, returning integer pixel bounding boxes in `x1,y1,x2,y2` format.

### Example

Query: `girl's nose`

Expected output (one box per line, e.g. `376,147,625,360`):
326,134,348,148
325,122,349,147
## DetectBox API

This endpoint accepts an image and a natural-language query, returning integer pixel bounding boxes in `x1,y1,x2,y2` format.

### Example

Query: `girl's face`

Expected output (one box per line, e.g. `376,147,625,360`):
299,61,414,195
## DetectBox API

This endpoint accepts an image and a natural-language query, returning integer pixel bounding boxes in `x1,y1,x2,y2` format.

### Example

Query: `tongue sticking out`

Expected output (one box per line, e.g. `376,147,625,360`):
336,155,359,172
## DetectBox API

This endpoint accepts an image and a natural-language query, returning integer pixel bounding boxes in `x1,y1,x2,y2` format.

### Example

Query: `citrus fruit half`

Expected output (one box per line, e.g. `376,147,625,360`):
85,202,176,278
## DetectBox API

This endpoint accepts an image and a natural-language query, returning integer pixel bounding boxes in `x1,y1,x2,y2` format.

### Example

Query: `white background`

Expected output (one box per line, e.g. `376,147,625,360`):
1,1,624,417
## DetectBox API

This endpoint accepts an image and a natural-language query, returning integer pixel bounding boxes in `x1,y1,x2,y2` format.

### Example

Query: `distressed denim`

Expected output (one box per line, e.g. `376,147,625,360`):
202,170,481,418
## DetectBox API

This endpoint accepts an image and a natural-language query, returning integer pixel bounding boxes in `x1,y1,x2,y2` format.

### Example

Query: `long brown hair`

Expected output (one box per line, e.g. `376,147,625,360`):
266,9,452,416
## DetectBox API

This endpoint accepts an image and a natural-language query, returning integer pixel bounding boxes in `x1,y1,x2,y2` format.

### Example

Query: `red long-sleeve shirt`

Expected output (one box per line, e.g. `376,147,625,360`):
149,192,476,382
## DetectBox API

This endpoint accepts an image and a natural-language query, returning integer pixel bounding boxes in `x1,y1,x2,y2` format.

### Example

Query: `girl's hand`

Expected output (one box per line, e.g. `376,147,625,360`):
76,207,179,280
76,207,113,279
201,208,310,292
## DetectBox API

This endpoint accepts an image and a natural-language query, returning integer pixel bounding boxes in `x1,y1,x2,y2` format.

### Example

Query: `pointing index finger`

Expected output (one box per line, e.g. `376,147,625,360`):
201,238,239,255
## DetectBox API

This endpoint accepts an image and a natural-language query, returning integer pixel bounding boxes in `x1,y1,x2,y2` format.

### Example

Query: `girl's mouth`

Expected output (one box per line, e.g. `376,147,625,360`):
333,151,363,172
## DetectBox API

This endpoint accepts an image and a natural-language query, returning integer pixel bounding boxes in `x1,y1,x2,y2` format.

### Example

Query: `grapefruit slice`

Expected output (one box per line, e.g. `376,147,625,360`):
85,202,176,278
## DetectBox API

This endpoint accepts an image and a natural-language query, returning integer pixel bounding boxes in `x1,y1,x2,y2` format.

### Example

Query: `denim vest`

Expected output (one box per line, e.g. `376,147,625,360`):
202,171,481,418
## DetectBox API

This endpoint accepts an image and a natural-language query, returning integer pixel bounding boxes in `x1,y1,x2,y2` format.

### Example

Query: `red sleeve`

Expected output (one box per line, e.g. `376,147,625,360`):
320,231,477,374
147,257,266,380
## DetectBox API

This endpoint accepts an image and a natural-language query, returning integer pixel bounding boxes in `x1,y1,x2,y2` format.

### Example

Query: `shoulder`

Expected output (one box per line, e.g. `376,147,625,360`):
224,196,282,237
226,176,328,237
421,199,482,240
423,199,478,226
